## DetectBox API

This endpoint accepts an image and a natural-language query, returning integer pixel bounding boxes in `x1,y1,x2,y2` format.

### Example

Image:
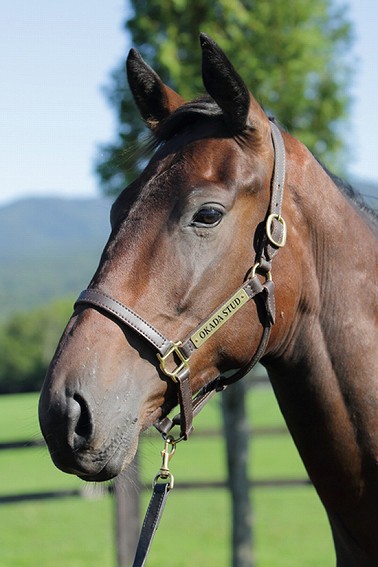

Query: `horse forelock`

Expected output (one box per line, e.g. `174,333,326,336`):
151,95,260,150
154,96,222,141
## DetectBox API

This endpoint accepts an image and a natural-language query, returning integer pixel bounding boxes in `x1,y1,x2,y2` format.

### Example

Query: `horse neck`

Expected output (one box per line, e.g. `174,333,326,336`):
270,143,377,377
264,144,378,547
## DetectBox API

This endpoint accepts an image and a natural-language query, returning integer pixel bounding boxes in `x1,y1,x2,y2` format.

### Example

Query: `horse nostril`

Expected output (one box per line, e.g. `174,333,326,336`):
68,393,94,449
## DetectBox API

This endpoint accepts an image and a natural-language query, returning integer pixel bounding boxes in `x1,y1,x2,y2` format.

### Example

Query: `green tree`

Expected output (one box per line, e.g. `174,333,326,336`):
96,0,353,197
0,298,73,393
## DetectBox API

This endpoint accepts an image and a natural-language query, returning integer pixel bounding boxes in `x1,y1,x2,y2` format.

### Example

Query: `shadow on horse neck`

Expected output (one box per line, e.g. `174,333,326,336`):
39,34,378,566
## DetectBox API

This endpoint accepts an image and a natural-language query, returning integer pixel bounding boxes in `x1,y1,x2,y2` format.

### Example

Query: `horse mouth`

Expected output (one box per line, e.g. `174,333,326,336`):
51,443,136,482
44,418,141,482
78,471,115,482
72,408,163,481
77,459,124,482
48,406,167,483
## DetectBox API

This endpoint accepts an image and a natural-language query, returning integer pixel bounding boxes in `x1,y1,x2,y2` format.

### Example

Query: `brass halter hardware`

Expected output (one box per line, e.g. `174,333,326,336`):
156,341,189,382
266,213,287,248
250,262,272,281
153,435,177,490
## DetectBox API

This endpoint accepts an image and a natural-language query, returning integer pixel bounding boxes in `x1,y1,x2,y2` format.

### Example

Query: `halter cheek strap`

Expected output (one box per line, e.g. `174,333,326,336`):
74,120,286,441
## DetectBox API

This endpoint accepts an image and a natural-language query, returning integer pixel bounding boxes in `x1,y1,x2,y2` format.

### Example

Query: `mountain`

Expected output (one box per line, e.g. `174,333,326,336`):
0,197,111,321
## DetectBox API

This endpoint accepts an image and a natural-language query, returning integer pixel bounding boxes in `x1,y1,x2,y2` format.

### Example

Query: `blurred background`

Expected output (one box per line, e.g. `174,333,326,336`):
0,1,377,566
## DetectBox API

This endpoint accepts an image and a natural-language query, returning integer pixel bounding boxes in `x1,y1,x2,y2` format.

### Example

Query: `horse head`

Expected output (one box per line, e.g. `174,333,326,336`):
39,35,295,481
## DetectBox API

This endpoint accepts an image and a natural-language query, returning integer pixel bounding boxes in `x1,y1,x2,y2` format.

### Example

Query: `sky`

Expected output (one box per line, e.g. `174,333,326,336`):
1,0,377,206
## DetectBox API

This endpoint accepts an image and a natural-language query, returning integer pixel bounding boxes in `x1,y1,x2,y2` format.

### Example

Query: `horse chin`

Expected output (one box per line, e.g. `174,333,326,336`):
47,431,140,483
77,448,137,482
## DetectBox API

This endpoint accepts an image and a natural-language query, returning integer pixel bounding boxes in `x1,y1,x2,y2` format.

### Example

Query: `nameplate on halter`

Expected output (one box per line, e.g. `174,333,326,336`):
190,288,249,349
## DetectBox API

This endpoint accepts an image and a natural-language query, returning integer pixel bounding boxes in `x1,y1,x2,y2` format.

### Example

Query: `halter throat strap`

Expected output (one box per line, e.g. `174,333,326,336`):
74,121,286,441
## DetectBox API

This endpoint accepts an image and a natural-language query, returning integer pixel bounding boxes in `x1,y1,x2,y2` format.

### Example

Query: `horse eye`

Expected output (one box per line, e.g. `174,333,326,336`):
192,207,223,227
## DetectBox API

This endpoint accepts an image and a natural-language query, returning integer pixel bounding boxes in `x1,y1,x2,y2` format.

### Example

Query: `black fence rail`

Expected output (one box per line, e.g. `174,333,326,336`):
0,439,45,450
0,488,83,505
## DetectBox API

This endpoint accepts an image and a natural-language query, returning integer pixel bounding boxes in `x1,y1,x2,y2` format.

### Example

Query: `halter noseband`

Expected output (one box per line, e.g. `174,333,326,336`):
74,121,286,441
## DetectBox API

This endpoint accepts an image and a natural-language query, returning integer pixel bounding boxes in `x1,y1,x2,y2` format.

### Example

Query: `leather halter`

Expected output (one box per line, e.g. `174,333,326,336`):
74,120,286,441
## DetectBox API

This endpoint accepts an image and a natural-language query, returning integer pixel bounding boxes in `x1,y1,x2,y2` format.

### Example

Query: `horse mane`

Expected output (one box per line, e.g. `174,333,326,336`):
318,161,378,228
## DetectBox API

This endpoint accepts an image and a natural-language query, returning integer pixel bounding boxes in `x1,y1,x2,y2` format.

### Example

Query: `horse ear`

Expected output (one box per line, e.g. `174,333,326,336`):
126,48,185,130
200,33,266,133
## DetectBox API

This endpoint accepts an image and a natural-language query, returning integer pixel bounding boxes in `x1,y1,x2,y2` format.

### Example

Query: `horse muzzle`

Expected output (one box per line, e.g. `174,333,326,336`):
39,376,141,481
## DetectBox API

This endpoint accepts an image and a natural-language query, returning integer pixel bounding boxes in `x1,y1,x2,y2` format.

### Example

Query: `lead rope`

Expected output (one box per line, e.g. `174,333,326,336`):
132,435,177,567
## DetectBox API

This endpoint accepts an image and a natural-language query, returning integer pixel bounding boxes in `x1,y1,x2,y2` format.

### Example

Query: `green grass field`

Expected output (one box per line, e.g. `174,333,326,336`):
0,387,335,566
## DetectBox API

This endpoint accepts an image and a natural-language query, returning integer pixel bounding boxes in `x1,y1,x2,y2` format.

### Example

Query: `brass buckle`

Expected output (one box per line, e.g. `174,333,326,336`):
250,262,272,281
157,341,189,382
266,213,287,248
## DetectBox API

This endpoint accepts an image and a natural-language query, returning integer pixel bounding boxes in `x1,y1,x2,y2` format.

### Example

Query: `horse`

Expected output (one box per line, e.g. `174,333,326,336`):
39,34,378,565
